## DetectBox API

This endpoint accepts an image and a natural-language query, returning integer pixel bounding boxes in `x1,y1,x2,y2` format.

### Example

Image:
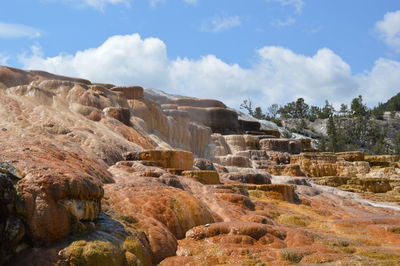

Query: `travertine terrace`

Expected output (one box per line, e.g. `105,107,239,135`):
1,66,400,265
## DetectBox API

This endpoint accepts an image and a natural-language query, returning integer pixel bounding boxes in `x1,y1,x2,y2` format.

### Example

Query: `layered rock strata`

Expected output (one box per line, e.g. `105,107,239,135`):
1,66,399,265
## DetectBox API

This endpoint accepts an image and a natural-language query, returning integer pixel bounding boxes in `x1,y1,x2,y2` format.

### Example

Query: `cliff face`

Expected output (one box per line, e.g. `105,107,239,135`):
1,66,400,265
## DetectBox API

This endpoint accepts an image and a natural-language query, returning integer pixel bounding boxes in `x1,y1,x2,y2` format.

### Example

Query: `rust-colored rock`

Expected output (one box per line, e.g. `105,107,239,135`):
260,139,303,154
299,138,312,151
260,138,290,153
267,151,290,164
0,66,91,88
244,184,299,203
193,158,216,171
0,143,106,244
289,140,303,154
182,170,220,184
216,193,255,210
336,151,365,162
267,164,306,177
336,161,370,177
291,152,338,177
2,66,400,266
223,134,260,153
260,129,281,138
315,176,393,193
186,222,286,241
365,155,400,167
111,86,144,99
139,150,194,171
222,172,271,184
214,155,252,168
103,107,131,125
105,184,214,240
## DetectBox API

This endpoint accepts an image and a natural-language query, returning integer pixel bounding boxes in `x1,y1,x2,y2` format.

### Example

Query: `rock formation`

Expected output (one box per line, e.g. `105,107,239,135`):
0,66,399,265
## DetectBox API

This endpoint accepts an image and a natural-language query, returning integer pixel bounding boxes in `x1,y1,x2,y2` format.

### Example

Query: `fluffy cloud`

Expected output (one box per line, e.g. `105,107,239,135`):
0,22,42,38
358,58,400,105
20,34,169,89
20,34,400,108
201,16,241,33
375,10,400,52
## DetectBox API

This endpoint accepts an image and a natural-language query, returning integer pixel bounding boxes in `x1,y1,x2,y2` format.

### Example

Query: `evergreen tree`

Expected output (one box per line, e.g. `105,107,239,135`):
339,104,349,117
351,95,368,117
309,106,321,121
317,136,327,152
393,131,400,155
295,98,309,119
371,102,384,120
320,100,335,119
253,107,265,120
326,116,339,152
278,98,309,119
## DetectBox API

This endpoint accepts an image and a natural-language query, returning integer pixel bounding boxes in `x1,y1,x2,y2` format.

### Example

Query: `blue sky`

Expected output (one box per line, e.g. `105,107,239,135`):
1,0,400,108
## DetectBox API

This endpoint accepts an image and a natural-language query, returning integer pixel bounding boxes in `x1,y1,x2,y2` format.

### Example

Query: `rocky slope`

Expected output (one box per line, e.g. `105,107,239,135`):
282,116,400,148
1,66,400,265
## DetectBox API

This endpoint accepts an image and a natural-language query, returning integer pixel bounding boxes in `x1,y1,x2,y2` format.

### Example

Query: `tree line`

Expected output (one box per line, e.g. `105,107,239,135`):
240,95,400,155
240,95,370,122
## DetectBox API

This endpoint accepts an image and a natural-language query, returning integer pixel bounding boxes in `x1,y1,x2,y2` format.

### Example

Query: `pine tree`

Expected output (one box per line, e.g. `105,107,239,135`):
253,107,265,119
351,95,368,117
326,116,339,152
320,100,335,119
393,131,400,155
317,136,327,152
339,104,349,117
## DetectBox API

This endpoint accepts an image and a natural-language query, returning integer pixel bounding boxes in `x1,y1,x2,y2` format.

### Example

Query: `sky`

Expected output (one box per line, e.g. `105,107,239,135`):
1,0,400,109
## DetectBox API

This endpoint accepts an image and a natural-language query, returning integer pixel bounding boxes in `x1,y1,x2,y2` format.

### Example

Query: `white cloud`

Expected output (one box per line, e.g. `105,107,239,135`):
0,53,9,65
0,22,42,38
20,34,169,89
201,16,241,33
358,58,400,105
50,0,131,10
375,10,400,52
272,16,296,27
267,0,304,15
20,33,400,108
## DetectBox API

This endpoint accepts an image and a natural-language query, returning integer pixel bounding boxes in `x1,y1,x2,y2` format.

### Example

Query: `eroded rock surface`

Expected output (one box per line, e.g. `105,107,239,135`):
1,66,400,265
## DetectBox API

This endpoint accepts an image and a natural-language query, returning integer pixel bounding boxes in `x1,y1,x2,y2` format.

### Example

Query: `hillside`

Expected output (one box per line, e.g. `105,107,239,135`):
373,92,400,116
1,66,400,265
